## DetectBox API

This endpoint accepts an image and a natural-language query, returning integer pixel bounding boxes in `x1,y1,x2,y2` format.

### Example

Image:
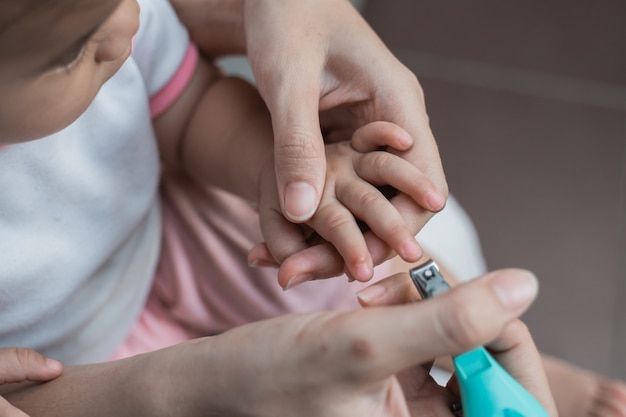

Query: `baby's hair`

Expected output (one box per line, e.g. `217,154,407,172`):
0,0,121,60
1,0,68,29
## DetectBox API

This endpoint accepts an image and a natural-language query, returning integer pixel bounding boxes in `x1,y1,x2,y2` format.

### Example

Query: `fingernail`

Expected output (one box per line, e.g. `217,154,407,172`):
46,358,63,372
399,239,421,261
284,273,313,291
490,271,538,310
426,190,446,211
356,284,386,303
398,131,414,148
353,263,374,281
284,182,317,221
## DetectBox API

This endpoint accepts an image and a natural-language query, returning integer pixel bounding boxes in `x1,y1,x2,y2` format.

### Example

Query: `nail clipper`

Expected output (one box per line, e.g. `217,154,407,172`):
410,260,550,417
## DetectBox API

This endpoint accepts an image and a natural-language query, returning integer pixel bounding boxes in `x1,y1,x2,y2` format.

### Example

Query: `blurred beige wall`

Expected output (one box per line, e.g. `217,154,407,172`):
362,0,626,379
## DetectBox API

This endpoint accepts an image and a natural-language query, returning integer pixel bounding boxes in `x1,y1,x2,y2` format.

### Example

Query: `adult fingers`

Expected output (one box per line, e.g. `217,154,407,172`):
486,321,559,416
329,269,538,382
0,348,62,385
260,59,326,223
247,243,279,269
355,271,421,306
356,261,556,415
244,1,332,223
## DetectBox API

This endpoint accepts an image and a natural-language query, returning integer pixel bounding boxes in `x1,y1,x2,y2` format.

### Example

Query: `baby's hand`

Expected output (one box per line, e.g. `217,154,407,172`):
0,348,63,416
249,122,445,289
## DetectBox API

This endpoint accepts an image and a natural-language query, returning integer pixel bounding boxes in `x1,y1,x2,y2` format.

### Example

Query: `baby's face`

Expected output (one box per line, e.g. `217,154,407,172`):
0,0,140,143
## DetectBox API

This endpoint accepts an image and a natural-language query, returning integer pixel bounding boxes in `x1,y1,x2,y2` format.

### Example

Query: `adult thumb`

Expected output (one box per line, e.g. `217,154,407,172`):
263,69,326,223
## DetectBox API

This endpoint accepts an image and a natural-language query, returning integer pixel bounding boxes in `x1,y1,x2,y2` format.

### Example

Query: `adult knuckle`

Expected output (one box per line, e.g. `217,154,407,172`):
401,68,424,98
435,302,484,352
348,334,376,361
342,334,379,381
276,130,321,160
13,347,37,370
275,132,325,178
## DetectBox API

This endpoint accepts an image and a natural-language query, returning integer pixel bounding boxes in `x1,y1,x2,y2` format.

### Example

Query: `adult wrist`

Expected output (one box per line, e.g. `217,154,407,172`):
140,338,239,417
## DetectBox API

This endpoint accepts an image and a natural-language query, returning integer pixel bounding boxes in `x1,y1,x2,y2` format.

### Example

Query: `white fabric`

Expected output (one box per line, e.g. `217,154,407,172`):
0,0,189,364
417,194,488,282
0,0,491,367
418,195,489,386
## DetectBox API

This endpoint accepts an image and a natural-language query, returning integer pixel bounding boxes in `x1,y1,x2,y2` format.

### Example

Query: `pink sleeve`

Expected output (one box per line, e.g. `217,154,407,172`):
149,43,199,119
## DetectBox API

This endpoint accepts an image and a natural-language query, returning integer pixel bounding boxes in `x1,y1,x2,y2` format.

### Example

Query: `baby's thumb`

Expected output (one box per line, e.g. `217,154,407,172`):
0,347,63,384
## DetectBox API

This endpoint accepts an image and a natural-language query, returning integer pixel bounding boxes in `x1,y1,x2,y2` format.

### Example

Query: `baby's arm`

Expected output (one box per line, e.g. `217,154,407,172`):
152,54,274,202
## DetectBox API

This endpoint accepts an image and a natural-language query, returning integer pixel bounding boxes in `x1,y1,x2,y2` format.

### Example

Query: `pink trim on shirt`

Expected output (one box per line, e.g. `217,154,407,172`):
149,43,199,119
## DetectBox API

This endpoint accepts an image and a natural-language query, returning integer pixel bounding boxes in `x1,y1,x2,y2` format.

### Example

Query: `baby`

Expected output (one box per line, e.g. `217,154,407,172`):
0,1,619,417
0,0,439,364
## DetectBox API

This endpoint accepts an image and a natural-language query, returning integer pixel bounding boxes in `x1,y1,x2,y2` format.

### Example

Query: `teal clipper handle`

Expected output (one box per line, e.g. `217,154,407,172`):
454,346,549,417
410,260,550,417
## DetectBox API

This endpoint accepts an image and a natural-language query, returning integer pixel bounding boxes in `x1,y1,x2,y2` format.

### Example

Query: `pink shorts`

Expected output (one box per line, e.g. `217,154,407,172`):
111,171,389,360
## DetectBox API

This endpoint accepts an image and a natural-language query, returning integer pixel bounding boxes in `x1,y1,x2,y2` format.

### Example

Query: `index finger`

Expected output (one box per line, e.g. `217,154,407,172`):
325,269,538,382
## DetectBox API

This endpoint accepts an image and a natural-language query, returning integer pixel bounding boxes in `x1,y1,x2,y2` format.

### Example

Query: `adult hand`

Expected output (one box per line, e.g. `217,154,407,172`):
0,348,62,417
162,269,556,416
251,122,441,286
244,0,447,226
2,271,555,417
357,269,559,416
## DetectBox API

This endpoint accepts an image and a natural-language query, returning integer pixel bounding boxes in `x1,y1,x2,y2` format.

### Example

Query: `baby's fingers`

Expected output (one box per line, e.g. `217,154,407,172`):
357,151,446,213
351,121,414,152
338,181,422,263
0,348,62,385
256,203,311,267
306,200,374,282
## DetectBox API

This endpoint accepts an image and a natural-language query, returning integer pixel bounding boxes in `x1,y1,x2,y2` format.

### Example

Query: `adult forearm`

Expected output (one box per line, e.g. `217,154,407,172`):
169,0,246,57
3,356,153,417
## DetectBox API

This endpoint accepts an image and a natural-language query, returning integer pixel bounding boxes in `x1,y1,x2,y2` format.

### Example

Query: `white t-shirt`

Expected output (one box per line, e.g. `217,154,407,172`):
0,0,189,364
